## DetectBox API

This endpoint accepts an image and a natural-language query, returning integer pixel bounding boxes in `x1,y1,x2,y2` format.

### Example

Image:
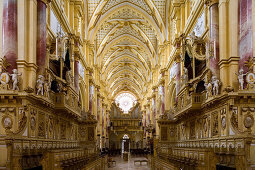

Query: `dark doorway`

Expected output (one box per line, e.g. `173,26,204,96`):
26,166,43,170
196,81,205,93
216,165,236,170
184,52,193,80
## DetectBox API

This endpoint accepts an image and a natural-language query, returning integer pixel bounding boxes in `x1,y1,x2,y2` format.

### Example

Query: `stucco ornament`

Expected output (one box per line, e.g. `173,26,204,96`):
244,112,254,129
2,116,13,129
221,116,226,130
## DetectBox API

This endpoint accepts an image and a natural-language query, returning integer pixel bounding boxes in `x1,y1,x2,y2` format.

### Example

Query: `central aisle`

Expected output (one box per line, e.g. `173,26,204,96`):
106,156,150,170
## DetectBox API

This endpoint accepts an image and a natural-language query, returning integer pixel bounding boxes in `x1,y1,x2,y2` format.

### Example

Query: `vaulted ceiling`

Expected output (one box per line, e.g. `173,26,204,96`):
87,0,169,101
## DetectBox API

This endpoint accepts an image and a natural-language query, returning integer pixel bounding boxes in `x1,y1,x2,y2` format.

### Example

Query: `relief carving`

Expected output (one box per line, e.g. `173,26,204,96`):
212,112,218,136
230,107,238,129
38,112,45,137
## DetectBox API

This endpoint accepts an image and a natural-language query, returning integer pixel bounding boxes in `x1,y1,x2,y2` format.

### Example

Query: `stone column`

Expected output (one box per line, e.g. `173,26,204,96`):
209,1,219,76
239,0,253,73
74,58,79,91
37,0,48,75
2,0,17,73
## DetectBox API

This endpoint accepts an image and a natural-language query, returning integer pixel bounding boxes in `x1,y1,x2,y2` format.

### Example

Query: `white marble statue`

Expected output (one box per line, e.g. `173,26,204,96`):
183,67,188,84
36,75,44,95
204,82,212,99
211,76,220,95
235,69,247,90
10,69,22,90
66,70,72,85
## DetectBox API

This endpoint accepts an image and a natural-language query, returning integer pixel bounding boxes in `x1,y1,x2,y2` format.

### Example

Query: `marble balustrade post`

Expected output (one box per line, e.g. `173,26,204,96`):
37,0,47,75
209,1,219,77
2,0,17,73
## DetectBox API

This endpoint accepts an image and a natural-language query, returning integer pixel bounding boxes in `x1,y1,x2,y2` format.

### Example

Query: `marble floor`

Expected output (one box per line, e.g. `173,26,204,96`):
106,155,150,170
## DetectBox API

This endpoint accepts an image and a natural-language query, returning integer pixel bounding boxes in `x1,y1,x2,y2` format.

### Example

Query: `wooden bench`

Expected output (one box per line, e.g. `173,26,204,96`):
134,160,148,165
108,158,116,167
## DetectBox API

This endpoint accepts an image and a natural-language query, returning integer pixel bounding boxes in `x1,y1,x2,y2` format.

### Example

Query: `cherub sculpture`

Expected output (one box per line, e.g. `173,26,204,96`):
36,75,44,95
10,69,22,90
204,82,212,99
235,69,247,90
182,67,189,84
211,76,220,95
66,70,72,85
44,78,51,98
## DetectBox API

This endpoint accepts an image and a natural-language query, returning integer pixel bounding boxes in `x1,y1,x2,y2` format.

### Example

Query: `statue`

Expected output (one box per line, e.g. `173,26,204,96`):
211,76,220,95
44,79,51,98
10,69,22,90
182,67,188,84
204,82,212,99
66,70,72,85
235,69,247,90
36,75,44,95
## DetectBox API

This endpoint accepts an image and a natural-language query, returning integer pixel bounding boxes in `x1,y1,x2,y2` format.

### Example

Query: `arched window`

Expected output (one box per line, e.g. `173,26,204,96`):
123,134,129,139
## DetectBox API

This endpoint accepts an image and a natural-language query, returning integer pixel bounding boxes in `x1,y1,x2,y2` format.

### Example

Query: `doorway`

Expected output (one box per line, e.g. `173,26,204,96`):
122,134,130,153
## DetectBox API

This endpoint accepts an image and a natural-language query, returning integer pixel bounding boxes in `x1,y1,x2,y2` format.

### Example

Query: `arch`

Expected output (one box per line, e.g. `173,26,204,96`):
97,34,155,66
89,2,164,43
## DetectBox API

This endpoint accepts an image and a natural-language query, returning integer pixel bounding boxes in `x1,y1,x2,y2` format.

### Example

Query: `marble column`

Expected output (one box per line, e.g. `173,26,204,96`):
175,56,181,96
97,93,100,133
209,2,219,76
2,0,17,73
37,0,47,75
147,105,151,124
74,59,79,91
89,83,93,113
102,106,104,137
159,84,165,115
239,0,253,73
152,93,156,129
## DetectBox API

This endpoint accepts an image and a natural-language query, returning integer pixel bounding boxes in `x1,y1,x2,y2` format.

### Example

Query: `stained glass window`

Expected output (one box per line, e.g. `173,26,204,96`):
115,93,136,113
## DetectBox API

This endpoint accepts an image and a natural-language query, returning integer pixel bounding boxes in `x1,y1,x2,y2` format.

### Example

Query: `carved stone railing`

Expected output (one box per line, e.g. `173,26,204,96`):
10,138,80,151
158,136,247,155
55,86,81,117
112,126,143,131
174,92,204,118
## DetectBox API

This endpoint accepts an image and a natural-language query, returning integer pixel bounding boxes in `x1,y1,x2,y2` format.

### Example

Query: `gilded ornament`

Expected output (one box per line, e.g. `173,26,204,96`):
30,117,36,130
2,116,13,129
244,113,254,129
0,72,10,85
221,116,226,130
